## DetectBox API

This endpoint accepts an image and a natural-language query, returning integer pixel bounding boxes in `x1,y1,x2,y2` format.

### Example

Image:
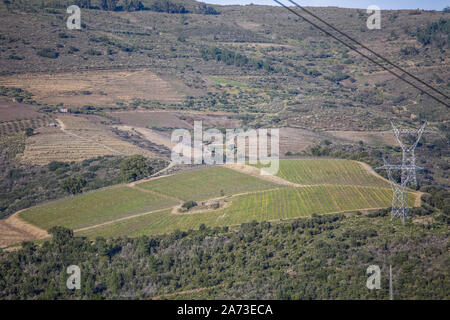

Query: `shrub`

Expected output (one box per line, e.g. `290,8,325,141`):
36,48,59,59
120,155,151,182
60,176,87,195
182,201,198,210
86,49,102,56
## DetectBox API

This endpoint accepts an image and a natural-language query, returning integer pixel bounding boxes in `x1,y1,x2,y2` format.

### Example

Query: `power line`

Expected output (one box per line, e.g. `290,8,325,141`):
273,0,450,108
286,0,450,101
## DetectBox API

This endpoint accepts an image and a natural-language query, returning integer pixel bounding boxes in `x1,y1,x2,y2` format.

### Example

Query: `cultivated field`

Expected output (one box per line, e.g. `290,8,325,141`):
0,99,54,136
0,69,185,108
16,159,419,241
137,166,277,201
20,115,157,164
110,110,242,130
20,185,178,230
269,159,390,187
77,184,413,238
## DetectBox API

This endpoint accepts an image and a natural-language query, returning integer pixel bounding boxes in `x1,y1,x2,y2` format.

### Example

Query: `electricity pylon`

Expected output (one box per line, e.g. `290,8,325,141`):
375,158,419,224
382,121,436,186
377,121,436,223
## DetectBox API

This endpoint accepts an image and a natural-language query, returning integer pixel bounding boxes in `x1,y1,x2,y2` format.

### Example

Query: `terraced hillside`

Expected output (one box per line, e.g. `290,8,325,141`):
20,115,159,164
15,159,420,242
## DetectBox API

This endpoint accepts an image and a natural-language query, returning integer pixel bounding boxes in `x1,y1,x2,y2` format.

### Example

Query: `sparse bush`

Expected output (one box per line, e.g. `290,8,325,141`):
36,48,59,59
181,200,198,210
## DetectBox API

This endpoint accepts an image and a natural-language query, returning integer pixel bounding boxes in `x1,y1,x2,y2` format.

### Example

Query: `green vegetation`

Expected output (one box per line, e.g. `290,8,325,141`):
201,46,275,73
36,48,59,59
120,155,152,182
138,166,276,201
181,200,197,211
415,18,450,49
0,134,167,218
18,160,418,238
20,185,177,230
262,159,389,187
1,212,447,299
60,176,87,195
78,185,407,238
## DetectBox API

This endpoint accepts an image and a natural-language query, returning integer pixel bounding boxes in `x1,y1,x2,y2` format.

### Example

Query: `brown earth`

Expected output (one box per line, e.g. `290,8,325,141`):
0,211,49,249
0,99,43,122
110,110,242,130
20,115,157,165
0,69,185,108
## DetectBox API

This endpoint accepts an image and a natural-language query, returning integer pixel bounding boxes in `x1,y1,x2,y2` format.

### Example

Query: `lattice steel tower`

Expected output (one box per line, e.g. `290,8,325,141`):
388,121,430,186
377,121,434,223
376,158,418,224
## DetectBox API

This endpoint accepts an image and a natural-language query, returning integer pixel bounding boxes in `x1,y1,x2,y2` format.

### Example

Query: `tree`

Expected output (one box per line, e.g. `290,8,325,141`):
181,200,198,211
120,155,151,182
61,176,87,195
48,226,73,246
25,127,34,137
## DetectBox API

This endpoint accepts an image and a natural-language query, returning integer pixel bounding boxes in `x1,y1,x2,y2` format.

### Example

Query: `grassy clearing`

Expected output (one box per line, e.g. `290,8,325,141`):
137,166,277,201
77,185,411,238
20,185,178,230
263,159,389,187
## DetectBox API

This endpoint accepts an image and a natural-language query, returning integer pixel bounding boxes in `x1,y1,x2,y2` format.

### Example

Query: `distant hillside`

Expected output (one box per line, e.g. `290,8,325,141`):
1,0,220,14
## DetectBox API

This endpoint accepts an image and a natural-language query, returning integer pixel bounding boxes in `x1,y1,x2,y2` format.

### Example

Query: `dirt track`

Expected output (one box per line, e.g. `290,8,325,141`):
0,211,49,248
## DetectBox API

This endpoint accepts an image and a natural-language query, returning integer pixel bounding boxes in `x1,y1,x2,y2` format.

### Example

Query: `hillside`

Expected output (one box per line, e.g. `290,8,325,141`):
0,4,448,130
0,159,415,246
0,212,448,299
0,2,448,302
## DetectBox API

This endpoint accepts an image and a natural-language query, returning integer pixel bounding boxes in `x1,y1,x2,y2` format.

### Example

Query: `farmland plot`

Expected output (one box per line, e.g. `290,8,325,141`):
272,159,389,187
78,185,413,238
0,69,185,108
20,185,178,230
20,115,157,164
137,166,278,201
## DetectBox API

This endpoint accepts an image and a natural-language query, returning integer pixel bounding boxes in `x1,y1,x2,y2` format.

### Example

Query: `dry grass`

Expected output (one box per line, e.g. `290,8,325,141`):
20,115,157,165
0,69,184,108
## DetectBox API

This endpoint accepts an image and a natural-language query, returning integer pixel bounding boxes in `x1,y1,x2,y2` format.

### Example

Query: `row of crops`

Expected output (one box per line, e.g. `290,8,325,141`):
138,166,277,201
77,185,412,238
0,116,53,136
274,159,389,187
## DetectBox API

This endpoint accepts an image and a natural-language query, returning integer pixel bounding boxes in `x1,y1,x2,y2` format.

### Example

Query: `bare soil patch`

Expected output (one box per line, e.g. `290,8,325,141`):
326,131,397,146
0,69,184,108
110,110,242,130
0,99,42,122
117,125,175,149
0,211,49,248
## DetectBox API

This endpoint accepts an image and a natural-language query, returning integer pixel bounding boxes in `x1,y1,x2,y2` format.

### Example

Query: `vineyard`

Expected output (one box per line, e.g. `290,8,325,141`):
138,166,277,201
77,185,414,238
20,115,158,165
18,160,420,240
269,159,390,187
20,185,178,230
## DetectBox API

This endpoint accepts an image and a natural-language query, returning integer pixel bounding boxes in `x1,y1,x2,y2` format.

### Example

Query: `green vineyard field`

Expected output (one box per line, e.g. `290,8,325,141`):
77,185,414,238
19,160,416,239
269,159,389,187
138,166,277,201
